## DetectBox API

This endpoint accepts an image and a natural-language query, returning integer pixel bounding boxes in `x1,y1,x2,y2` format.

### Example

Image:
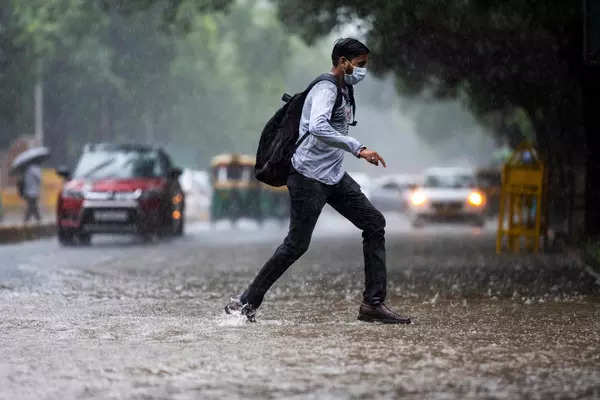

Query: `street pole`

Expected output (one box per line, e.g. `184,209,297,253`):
34,79,43,146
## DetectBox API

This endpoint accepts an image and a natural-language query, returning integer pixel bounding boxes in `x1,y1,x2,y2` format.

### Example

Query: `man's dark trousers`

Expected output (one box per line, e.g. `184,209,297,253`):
241,169,387,308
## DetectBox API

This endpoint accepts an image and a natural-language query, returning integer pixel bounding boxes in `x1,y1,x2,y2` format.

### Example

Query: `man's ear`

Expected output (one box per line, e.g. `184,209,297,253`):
339,56,351,72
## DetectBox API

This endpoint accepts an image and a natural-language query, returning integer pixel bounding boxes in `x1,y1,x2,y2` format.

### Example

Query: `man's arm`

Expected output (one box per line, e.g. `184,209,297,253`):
307,82,364,157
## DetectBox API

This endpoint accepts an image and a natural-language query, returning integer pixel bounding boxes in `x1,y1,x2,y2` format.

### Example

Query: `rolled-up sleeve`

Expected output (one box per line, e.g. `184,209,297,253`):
308,83,363,156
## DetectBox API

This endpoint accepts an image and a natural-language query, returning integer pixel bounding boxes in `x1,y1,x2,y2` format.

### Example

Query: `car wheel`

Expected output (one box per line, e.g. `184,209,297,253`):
175,213,184,236
78,233,92,245
58,228,76,246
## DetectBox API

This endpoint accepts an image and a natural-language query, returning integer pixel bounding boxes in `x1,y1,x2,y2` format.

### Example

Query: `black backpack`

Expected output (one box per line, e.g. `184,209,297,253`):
255,73,356,187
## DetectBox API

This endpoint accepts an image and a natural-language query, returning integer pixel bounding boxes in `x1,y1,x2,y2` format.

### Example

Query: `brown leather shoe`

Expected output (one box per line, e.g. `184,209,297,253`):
358,302,411,324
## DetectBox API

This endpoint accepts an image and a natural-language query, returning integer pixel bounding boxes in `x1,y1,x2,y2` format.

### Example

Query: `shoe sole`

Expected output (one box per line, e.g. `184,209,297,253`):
357,314,412,324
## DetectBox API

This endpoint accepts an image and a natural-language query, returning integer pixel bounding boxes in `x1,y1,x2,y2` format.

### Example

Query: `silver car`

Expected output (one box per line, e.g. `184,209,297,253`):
370,174,421,212
407,167,486,227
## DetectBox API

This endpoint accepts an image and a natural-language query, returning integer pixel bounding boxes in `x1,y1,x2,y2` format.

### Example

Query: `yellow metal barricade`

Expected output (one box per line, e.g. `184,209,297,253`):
1,168,62,212
496,143,545,253
40,168,62,209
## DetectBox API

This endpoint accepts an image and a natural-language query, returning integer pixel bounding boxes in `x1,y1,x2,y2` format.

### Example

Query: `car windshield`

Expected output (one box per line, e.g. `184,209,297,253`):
73,149,165,179
424,174,475,188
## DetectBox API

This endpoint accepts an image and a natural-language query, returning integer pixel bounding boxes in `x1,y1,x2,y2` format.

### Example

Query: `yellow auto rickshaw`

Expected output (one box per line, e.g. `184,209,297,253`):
210,153,289,225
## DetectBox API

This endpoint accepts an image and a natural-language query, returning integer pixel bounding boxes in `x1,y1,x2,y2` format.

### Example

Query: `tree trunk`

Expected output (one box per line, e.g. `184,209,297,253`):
584,66,600,237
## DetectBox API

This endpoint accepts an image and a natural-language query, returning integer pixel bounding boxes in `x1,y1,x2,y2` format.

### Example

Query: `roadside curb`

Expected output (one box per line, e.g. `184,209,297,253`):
0,223,56,244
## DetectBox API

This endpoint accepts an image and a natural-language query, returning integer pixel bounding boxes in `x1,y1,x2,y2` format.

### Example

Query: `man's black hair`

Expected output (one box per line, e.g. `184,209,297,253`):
331,38,370,66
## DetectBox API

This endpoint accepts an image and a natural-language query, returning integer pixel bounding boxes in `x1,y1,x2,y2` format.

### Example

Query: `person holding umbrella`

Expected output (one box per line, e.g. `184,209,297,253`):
11,147,50,224
20,163,42,223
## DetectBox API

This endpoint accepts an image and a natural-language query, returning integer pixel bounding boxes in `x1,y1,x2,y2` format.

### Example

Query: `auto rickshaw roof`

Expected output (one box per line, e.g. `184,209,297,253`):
210,153,256,167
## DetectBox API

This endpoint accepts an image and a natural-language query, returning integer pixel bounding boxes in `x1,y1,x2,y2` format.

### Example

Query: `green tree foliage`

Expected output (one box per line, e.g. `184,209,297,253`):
275,0,585,228
276,0,581,145
168,1,291,164
0,3,33,144
98,0,231,32
1,0,94,148
0,0,292,168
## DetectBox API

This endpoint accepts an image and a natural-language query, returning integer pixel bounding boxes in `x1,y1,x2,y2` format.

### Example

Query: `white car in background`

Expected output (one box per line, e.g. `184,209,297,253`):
407,167,486,227
370,174,422,212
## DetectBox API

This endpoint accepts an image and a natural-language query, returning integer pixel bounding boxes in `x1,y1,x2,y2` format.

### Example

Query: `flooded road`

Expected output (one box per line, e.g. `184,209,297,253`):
1,212,599,399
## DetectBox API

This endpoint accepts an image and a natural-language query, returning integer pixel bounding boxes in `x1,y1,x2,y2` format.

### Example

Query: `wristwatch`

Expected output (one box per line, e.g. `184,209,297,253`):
357,146,367,158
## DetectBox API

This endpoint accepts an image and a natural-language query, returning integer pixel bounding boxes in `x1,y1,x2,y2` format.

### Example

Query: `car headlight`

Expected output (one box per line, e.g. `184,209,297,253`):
62,188,84,199
138,188,162,200
411,190,427,206
467,191,484,207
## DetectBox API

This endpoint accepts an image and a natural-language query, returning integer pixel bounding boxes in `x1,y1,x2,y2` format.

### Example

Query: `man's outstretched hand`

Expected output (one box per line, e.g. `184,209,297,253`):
359,148,387,167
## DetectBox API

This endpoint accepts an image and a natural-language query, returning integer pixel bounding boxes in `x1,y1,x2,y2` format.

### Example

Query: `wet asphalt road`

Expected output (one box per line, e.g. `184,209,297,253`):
1,212,599,399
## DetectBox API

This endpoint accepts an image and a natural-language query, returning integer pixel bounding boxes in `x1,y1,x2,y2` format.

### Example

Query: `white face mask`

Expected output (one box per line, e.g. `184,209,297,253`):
344,66,367,85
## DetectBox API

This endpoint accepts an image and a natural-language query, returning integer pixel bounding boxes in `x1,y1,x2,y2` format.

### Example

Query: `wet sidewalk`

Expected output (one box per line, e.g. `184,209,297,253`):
0,213,54,228
0,208,54,227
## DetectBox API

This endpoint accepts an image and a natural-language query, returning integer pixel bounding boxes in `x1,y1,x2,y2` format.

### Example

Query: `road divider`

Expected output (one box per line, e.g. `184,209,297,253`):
0,223,56,244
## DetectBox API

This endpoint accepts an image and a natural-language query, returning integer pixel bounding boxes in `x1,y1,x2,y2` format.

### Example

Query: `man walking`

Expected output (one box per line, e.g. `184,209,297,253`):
226,38,411,324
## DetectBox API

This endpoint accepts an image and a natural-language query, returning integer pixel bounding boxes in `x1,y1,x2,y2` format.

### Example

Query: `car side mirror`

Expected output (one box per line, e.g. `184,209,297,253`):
169,167,183,179
56,166,71,180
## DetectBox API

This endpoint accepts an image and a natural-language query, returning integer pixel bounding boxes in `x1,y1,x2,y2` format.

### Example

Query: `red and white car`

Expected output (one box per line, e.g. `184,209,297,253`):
56,144,185,245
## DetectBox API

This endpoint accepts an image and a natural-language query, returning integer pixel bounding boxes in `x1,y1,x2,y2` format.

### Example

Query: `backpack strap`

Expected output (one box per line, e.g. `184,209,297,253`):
293,74,339,149
294,131,311,150
311,74,358,126
308,73,357,125
347,84,357,126
294,74,358,149
308,73,343,112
